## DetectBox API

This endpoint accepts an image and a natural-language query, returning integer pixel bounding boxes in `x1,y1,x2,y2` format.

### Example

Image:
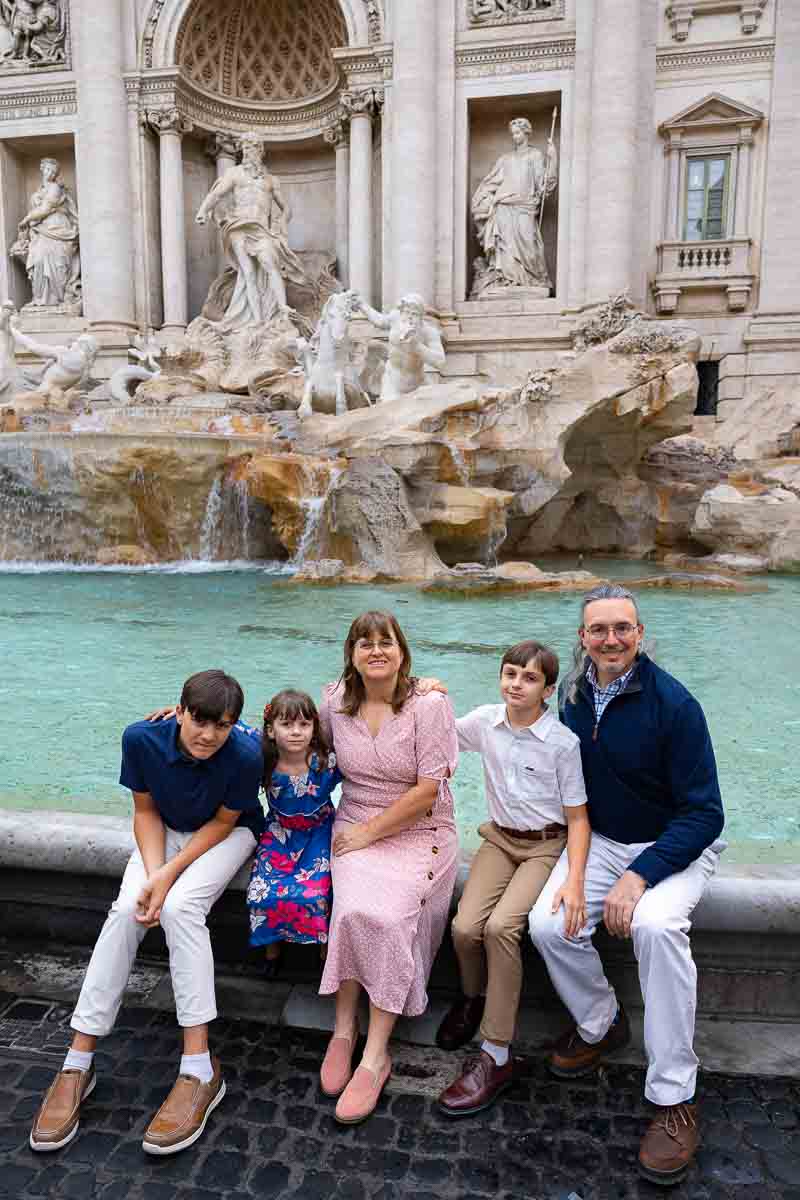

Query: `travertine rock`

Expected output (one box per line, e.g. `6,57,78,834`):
408,482,514,565
691,482,800,571
713,381,800,461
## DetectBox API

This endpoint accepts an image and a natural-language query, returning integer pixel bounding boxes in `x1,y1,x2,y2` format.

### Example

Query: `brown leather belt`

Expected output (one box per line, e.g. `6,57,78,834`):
493,821,566,842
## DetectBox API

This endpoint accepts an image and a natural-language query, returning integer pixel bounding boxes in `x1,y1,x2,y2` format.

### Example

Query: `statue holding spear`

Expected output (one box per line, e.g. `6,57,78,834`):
471,108,559,297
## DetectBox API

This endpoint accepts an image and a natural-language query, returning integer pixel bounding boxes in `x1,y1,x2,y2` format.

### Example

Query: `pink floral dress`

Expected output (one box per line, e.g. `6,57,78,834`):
319,686,459,1016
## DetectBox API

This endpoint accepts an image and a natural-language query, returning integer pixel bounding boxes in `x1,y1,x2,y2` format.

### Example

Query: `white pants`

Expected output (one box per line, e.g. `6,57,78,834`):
71,826,256,1037
529,833,722,1106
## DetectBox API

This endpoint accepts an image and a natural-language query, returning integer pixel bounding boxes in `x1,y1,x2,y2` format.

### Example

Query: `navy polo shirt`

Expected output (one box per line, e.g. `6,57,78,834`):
120,717,264,839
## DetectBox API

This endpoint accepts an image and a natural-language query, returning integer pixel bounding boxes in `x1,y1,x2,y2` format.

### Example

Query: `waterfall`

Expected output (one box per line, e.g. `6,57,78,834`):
485,520,508,569
233,477,251,560
199,475,223,560
292,464,341,569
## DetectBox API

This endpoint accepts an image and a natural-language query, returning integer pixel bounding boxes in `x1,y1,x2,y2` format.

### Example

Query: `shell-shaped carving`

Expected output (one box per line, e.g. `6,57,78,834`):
176,0,348,105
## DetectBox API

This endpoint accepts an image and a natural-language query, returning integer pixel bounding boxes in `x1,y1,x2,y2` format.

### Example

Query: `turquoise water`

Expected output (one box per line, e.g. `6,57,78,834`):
1,559,797,863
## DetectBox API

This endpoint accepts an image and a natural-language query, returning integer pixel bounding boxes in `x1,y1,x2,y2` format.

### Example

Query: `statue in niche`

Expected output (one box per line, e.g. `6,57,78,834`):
195,133,309,331
296,289,373,419
10,157,81,312
0,0,67,66
355,294,446,402
470,116,557,298
9,319,98,409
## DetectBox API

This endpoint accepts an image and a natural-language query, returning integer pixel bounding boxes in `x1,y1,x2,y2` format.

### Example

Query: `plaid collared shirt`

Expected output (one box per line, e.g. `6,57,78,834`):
586,660,636,724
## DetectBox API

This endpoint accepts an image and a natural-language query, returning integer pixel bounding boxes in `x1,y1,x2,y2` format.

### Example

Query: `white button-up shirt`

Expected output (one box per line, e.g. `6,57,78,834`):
455,704,587,831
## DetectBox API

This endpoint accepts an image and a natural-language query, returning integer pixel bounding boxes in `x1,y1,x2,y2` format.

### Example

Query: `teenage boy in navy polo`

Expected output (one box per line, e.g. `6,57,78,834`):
30,670,263,1157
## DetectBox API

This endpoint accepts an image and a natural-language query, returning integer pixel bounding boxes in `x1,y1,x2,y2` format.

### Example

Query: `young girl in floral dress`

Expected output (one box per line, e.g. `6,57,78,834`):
246,689,341,976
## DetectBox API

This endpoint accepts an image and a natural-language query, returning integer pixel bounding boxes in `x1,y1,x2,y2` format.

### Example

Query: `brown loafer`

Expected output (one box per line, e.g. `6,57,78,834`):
30,1066,96,1152
549,1005,630,1079
435,994,485,1052
638,1101,699,1186
438,1050,514,1117
142,1058,225,1156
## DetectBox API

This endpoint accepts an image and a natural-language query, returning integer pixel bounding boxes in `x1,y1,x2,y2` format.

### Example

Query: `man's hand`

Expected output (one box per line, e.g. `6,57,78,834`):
135,865,175,927
144,706,176,722
603,870,647,939
551,877,587,939
332,823,374,858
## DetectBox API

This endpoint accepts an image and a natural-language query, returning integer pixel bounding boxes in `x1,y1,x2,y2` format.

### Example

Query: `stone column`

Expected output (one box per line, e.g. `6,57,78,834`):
342,88,382,304
324,120,350,287
207,132,239,275
391,0,437,303
585,0,642,301
148,109,193,335
73,0,136,331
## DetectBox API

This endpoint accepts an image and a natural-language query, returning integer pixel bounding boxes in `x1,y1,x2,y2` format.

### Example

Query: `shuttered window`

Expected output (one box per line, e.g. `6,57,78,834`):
684,156,730,242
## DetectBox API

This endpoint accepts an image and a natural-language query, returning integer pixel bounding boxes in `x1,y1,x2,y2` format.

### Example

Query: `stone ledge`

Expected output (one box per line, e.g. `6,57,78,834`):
1,810,799,935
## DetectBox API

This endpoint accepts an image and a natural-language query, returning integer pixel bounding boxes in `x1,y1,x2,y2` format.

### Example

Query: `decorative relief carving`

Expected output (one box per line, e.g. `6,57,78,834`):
666,1,767,42
143,0,167,69
364,0,382,42
0,0,69,70
456,38,575,78
176,0,347,105
656,38,773,71
0,82,75,121
145,107,193,137
341,85,384,118
323,119,349,149
468,0,564,26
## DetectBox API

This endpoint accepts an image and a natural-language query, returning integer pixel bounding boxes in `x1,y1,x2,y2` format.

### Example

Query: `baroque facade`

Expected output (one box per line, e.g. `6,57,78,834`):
0,0,797,405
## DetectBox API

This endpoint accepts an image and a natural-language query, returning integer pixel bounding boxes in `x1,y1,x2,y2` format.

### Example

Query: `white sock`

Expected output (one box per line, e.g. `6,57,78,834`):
481,1039,510,1067
180,1052,214,1083
63,1049,94,1073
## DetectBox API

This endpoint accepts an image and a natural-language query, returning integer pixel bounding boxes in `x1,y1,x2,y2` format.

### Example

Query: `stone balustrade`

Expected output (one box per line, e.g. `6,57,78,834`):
653,237,755,313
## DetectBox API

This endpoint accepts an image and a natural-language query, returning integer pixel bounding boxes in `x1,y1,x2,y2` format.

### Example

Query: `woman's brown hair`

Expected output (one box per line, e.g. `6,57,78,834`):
339,611,416,717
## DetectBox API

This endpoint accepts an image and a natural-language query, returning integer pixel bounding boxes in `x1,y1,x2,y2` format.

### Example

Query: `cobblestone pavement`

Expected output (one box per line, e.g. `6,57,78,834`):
0,994,798,1200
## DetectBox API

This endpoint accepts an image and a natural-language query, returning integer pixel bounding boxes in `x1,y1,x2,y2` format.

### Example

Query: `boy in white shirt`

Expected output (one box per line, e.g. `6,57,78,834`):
436,639,590,1116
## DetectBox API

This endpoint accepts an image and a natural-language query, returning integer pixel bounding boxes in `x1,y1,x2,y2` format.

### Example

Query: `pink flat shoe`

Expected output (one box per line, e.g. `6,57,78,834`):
334,1058,392,1124
320,1029,357,1097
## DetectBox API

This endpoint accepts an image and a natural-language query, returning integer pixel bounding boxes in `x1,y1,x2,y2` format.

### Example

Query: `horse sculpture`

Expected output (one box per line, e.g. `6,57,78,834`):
296,289,373,418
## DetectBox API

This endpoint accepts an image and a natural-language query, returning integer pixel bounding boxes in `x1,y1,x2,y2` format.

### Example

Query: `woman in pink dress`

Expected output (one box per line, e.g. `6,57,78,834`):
318,610,459,1124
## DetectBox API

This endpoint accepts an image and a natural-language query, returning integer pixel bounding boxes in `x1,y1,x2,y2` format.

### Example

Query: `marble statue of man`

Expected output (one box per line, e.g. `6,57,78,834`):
195,133,307,329
0,300,20,401
10,319,98,408
355,293,446,402
471,116,557,296
10,156,81,309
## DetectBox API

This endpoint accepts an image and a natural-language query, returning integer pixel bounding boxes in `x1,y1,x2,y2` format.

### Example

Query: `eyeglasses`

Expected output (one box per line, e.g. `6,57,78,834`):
354,638,397,653
584,623,638,641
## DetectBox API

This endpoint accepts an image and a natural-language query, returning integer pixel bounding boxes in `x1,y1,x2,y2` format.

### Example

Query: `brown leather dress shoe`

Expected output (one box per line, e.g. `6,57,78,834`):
142,1058,225,1156
638,1101,699,1186
549,1005,630,1079
435,994,485,1052
30,1066,96,1152
438,1050,514,1117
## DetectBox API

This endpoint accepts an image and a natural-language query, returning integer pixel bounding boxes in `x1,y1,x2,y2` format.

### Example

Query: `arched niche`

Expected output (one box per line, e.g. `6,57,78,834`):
144,0,376,71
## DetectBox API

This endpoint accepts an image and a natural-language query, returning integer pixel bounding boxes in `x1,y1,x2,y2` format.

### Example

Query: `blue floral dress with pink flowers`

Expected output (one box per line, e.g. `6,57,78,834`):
247,752,342,947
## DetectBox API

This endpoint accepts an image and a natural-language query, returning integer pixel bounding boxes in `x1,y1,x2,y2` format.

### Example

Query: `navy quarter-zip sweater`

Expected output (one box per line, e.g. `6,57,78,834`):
560,653,724,888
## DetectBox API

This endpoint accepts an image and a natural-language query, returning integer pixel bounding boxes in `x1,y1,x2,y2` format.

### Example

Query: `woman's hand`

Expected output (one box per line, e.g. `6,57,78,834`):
144,706,176,722
332,823,375,857
551,876,587,939
417,677,448,696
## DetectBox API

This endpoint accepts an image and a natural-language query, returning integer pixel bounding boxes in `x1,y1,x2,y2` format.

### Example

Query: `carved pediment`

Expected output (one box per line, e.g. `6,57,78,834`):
660,92,764,136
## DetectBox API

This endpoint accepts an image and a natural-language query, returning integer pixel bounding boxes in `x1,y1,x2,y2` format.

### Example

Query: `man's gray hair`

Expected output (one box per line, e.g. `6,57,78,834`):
560,583,645,708
579,583,641,627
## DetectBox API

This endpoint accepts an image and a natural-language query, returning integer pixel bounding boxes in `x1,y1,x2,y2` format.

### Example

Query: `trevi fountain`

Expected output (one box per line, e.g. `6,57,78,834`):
1,1,799,870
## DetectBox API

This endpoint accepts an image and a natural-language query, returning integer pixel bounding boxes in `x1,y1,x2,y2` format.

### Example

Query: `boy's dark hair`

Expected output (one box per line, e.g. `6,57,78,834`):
180,670,244,723
500,640,559,687
262,689,330,790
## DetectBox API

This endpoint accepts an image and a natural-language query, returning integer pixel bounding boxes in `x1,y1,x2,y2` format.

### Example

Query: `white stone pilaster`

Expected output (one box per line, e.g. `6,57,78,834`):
585,0,641,302
665,138,681,241
342,88,382,304
73,0,136,331
324,121,350,287
391,0,437,304
734,132,752,240
148,109,193,334
757,0,800,318
567,0,595,307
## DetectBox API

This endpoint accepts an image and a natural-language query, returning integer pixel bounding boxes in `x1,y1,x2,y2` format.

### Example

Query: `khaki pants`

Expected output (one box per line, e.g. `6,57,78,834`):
451,821,566,1045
